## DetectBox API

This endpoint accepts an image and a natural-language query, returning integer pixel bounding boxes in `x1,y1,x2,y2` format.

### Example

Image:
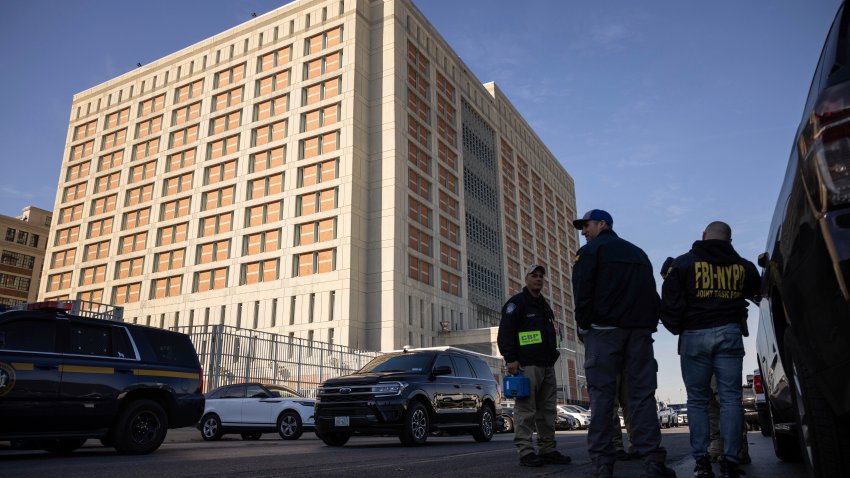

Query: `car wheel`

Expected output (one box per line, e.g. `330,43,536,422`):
111,399,168,455
502,416,514,433
43,438,87,455
318,430,350,446
277,411,303,440
472,405,495,442
200,414,223,441
788,344,850,476
399,402,429,446
241,433,262,440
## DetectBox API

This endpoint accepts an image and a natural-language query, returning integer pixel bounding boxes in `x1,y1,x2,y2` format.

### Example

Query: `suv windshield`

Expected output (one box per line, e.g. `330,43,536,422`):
359,352,436,374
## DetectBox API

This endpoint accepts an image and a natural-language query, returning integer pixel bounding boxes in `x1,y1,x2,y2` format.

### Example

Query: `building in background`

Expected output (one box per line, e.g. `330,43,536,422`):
40,0,585,400
1,206,51,308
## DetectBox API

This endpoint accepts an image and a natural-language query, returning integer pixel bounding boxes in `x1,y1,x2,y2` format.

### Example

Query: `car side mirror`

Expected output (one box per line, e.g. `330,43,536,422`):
432,365,452,376
757,252,768,268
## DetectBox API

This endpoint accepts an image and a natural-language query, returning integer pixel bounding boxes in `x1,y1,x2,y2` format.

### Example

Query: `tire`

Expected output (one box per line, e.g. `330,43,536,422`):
789,348,850,477
399,402,429,446
111,399,168,455
43,438,87,455
318,430,350,446
502,416,514,433
472,405,495,442
200,414,223,441
241,433,262,440
277,411,303,440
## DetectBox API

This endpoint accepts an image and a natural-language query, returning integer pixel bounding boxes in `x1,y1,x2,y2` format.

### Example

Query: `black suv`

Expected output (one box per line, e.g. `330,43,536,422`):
314,348,500,446
755,3,850,476
0,301,204,454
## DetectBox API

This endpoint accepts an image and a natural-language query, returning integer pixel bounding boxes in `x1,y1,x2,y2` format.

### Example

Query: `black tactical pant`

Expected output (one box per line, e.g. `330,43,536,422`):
584,327,667,467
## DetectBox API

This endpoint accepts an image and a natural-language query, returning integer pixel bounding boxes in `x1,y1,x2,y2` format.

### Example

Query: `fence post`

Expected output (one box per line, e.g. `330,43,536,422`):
295,337,303,394
210,324,223,390
318,346,324,384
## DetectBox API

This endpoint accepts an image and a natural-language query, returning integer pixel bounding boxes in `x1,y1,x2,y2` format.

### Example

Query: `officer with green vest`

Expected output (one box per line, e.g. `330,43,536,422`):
497,264,572,468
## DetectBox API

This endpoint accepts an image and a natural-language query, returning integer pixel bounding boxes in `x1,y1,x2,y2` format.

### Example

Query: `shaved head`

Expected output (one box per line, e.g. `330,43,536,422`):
703,221,732,241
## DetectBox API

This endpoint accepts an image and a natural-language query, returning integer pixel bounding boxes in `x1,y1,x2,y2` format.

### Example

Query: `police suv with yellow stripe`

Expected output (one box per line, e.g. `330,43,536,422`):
0,301,204,454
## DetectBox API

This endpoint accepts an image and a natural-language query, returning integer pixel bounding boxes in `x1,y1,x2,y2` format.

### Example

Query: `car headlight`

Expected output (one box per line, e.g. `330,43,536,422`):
371,381,407,396
294,400,314,407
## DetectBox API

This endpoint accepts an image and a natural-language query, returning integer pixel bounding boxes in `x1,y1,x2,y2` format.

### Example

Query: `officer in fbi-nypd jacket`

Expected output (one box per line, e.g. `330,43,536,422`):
497,264,571,468
660,221,759,476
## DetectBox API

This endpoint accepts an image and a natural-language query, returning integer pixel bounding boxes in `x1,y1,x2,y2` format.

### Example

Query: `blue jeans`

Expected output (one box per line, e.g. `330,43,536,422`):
679,323,745,462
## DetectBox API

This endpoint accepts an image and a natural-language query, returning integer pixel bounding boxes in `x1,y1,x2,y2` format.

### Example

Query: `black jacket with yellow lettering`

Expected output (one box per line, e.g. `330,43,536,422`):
661,239,760,334
497,287,560,367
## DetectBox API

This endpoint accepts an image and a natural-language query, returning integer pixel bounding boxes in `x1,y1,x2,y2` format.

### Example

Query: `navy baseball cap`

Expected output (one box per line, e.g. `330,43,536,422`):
572,209,614,229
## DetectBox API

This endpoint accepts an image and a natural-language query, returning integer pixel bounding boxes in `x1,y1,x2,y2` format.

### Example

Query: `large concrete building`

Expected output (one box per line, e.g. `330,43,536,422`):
2,206,51,308
40,0,585,398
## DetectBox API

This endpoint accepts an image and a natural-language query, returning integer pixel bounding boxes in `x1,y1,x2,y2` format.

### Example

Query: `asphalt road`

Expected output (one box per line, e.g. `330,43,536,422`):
0,427,809,478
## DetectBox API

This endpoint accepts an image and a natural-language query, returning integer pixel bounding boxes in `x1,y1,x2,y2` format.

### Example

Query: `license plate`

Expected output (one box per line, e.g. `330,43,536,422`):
334,416,349,427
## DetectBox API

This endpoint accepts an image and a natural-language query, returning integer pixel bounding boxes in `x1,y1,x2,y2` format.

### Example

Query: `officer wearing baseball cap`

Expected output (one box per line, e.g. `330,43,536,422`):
497,264,572,468
571,209,676,478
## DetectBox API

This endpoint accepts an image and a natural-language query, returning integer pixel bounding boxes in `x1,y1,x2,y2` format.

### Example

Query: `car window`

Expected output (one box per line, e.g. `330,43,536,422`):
69,323,112,356
207,387,226,399
359,352,435,373
246,384,269,398
433,354,454,375
141,328,198,365
112,327,136,359
221,385,246,399
267,385,303,398
469,357,494,381
0,318,56,353
450,356,474,377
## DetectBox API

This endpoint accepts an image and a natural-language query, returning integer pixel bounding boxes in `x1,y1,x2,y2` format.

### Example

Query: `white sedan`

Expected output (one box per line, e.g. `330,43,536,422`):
199,383,315,441
557,405,591,429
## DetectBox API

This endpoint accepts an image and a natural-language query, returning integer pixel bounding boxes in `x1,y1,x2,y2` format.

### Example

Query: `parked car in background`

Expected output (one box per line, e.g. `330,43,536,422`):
314,348,500,446
670,404,688,426
557,404,590,429
755,3,850,476
498,402,515,433
742,386,760,431
555,411,580,430
752,368,771,436
657,405,677,428
198,383,314,441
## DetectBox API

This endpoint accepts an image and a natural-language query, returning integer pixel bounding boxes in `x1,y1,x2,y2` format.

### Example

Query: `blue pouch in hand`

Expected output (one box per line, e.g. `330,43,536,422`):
503,371,530,398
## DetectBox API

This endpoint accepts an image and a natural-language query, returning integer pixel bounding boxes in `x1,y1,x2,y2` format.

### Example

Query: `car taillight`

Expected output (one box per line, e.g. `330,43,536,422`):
753,374,763,394
806,81,850,209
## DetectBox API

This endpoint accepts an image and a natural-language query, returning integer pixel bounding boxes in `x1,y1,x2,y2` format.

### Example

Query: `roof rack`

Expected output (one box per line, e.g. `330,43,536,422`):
26,299,124,322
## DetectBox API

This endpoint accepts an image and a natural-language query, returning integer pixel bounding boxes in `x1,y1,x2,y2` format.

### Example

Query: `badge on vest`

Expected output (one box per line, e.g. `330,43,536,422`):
518,330,542,346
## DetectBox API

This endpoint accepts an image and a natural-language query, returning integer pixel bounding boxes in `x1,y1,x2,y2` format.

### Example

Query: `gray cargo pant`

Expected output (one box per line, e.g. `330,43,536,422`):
584,327,667,467
513,365,558,457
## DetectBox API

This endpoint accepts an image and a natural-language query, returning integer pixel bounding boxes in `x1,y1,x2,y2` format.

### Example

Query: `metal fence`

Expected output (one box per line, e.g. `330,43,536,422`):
175,325,509,399
175,325,381,397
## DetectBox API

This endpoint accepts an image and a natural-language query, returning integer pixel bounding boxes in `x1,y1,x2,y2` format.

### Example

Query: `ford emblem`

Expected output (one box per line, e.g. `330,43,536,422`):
339,387,352,394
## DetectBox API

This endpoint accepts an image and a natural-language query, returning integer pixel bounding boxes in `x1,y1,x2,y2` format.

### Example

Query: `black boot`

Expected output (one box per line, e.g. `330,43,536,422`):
719,458,744,478
694,455,715,478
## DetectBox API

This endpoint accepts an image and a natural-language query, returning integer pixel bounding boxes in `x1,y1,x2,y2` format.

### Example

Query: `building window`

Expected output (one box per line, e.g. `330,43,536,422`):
4,228,15,242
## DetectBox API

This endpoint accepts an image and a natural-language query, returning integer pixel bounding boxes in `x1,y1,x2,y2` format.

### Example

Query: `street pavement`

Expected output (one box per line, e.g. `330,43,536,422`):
1,427,809,477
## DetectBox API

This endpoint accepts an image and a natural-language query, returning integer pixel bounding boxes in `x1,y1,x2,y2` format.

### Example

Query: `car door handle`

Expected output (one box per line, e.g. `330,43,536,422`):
35,364,59,370
116,368,134,375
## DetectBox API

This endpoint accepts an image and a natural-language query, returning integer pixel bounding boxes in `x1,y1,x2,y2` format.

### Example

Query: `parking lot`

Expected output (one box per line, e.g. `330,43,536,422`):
1,427,808,478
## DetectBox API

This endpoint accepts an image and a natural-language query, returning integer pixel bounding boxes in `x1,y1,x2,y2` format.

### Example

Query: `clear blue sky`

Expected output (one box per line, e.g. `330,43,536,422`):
0,0,841,402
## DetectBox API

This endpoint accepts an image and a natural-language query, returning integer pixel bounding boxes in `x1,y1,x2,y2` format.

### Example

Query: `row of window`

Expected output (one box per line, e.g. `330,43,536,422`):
0,250,36,270
3,228,39,248
46,246,338,298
